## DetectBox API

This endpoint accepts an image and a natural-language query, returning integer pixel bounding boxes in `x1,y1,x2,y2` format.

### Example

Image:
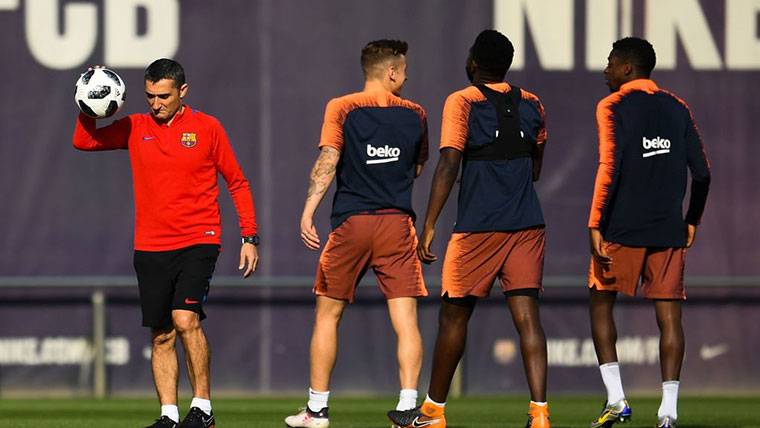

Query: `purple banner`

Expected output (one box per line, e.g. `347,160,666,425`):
1,285,759,395
0,1,758,279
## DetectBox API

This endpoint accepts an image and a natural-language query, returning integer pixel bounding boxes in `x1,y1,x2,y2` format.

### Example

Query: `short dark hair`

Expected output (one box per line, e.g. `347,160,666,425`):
144,58,186,87
470,30,514,78
612,37,656,76
361,39,408,77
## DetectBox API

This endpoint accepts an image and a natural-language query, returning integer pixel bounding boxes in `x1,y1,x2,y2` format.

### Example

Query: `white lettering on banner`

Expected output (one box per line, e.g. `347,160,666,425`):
492,0,760,70
494,336,660,367
0,0,19,9
494,0,574,70
24,0,97,70
586,0,619,70
105,0,179,67
726,0,760,69
1,1,758,70
699,343,729,360
0,336,130,366
2,0,178,69
645,0,722,70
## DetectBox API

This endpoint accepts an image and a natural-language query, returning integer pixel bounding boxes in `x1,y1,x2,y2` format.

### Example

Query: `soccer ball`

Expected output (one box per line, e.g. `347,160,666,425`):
74,67,126,119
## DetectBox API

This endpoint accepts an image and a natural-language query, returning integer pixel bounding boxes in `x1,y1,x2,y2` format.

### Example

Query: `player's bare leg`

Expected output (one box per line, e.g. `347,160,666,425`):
654,299,683,426
506,293,547,402
172,309,210,399
310,295,348,391
654,300,684,380
151,326,179,405
387,297,423,390
427,297,476,402
589,289,619,364
589,289,631,428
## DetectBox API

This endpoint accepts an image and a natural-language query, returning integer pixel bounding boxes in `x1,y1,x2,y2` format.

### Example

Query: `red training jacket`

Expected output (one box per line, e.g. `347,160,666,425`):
73,106,257,251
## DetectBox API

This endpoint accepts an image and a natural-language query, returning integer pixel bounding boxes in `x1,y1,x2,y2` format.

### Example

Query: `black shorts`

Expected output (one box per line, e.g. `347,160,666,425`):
134,244,220,328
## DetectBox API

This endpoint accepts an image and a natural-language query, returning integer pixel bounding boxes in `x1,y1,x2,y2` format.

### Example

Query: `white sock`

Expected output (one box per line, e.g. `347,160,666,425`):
599,362,626,405
530,401,547,406
308,388,330,412
658,381,679,420
424,394,446,408
396,389,418,411
190,397,212,415
160,404,179,423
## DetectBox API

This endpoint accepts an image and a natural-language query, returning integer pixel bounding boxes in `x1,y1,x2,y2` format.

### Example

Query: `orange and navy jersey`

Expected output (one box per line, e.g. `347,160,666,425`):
588,79,710,247
441,82,547,232
73,106,257,251
319,90,428,229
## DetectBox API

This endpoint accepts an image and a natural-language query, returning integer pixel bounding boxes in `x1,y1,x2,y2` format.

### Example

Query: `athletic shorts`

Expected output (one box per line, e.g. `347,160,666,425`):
588,242,686,300
314,211,427,303
441,227,545,298
134,244,220,328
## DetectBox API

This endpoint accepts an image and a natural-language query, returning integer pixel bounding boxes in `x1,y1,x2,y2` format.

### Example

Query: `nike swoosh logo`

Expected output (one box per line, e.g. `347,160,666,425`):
142,136,155,141
412,416,440,427
700,344,729,360
184,298,200,305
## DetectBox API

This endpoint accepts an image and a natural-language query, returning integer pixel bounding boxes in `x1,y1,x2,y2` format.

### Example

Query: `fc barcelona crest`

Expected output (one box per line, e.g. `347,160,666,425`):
181,132,198,148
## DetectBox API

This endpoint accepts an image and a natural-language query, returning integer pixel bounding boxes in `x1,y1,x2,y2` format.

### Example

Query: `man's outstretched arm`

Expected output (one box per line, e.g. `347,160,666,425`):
300,146,340,250
417,148,462,264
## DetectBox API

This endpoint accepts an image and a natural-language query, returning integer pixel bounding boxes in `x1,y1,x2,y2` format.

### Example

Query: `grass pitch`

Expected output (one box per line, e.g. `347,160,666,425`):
0,395,757,427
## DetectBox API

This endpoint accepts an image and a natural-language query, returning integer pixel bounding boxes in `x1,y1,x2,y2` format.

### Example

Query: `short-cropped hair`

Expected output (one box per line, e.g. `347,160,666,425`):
612,37,656,76
145,58,186,88
361,39,408,77
470,30,514,78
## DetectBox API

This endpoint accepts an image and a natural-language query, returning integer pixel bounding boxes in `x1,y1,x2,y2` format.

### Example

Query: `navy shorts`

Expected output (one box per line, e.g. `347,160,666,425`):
133,244,220,328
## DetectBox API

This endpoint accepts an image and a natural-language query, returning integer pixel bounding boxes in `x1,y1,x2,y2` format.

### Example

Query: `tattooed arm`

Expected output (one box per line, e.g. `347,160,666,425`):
300,146,340,250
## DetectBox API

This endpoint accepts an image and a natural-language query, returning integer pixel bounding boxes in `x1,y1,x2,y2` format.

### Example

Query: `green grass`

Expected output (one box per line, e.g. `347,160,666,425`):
0,395,757,427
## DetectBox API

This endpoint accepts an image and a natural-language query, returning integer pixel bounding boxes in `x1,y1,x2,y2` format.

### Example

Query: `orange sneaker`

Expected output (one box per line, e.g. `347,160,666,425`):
525,402,550,428
387,401,446,428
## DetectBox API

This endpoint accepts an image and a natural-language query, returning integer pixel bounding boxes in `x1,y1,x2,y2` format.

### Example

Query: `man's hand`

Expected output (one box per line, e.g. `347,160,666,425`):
239,243,259,278
686,223,697,248
300,216,321,250
417,227,437,264
589,228,612,268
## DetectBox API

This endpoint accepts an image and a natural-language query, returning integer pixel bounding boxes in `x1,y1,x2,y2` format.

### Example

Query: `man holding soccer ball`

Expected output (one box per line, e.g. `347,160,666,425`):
72,59,259,428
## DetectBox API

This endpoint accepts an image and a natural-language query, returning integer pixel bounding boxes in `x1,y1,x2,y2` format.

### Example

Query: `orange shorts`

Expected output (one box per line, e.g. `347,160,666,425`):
441,227,545,298
314,212,427,303
588,242,686,299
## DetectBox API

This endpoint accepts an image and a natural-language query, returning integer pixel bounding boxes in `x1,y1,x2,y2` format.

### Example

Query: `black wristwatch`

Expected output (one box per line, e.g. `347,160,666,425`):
242,235,260,246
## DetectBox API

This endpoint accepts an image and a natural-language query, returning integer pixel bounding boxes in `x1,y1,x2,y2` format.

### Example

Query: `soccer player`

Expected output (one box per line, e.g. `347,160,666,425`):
73,59,259,428
388,29,551,428
284,39,429,428
587,37,710,428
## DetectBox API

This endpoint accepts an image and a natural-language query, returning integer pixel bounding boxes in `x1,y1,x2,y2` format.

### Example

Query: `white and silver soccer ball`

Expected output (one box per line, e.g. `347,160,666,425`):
74,67,126,119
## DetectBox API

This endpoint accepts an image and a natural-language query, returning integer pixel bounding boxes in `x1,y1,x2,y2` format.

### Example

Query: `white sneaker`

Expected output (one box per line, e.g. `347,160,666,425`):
284,407,329,428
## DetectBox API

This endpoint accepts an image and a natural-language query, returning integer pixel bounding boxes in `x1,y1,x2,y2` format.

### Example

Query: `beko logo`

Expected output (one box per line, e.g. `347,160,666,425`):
366,144,400,164
642,136,671,158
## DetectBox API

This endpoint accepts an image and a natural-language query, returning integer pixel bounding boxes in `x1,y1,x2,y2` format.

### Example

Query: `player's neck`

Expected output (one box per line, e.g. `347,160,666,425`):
163,105,185,127
471,71,505,86
472,77,504,86
363,80,393,94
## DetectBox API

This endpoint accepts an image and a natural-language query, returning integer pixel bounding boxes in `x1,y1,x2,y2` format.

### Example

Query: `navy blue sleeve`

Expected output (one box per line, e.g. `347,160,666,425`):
684,115,711,225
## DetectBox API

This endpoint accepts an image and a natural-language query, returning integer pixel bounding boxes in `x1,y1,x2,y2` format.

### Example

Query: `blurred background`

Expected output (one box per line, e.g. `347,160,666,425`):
0,0,758,398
